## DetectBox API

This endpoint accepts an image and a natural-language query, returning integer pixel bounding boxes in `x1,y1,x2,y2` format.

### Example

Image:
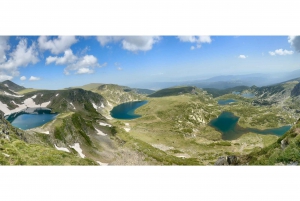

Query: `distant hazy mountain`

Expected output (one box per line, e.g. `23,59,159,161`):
128,69,300,90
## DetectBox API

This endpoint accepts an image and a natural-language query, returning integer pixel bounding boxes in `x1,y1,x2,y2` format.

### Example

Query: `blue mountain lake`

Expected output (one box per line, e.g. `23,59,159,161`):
209,111,291,140
218,99,237,105
110,100,148,119
6,108,58,130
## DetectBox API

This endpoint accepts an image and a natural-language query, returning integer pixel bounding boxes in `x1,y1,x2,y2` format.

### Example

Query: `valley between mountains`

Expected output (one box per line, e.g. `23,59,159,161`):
1,78,300,165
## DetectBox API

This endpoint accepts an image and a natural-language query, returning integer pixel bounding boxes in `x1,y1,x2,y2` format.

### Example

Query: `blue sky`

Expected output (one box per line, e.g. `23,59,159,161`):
0,36,299,89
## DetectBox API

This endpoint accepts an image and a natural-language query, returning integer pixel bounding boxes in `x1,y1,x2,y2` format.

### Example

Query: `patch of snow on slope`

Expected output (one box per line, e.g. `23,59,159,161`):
101,103,104,108
56,94,59,97
95,128,107,136
55,144,70,153
99,122,112,127
70,102,76,109
41,101,51,107
31,95,37,99
96,161,108,166
42,131,50,134
1,97,51,116
4,84,8,87
92,103,97,109
4,91,23,97
70,143,85,158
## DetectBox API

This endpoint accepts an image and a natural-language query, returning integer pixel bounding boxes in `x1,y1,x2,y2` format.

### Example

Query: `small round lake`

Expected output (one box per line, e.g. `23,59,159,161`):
218,99,237,105
110,100,148,119
6,109,58,130
209,111,291,140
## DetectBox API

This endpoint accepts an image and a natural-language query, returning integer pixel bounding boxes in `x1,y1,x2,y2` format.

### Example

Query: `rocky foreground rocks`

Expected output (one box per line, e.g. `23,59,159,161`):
215,155,238,165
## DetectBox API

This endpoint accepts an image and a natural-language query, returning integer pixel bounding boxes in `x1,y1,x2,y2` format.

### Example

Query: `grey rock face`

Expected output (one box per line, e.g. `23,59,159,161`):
215,155,238,165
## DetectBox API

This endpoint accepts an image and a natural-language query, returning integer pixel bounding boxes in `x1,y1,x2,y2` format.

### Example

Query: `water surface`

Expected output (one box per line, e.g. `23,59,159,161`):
6,109,57,130
110,100,148,119
218,99,237,105
209,111,291,140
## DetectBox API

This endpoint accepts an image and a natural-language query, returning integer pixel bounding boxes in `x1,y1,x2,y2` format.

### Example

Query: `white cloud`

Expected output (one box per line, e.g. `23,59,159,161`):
46,49,77,65
96,36,122,46
239,55,247,59
64,55,104,75
288,36,300,52
0,36,10,63
75,68,94,74
117,67,122,71
0,38,39,80
38,36,78,54
269,49,294,56
96,36,160,52
20,76,26,81
29,76,40,81
177,35,211,50
0,74,13,82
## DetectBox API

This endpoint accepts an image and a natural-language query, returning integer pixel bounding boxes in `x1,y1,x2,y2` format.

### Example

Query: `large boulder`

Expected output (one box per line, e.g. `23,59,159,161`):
215,155,238,165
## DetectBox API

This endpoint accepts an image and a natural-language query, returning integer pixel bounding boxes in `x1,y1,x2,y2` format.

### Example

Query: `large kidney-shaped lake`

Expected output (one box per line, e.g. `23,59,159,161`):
209,111,291,140
110,100,148,119
6,108,58,130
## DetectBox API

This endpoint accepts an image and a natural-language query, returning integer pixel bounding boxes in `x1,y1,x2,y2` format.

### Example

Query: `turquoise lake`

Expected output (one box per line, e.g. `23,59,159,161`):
110,101,148,119
209,111,291,140
218,99,237,105
6,109,58,130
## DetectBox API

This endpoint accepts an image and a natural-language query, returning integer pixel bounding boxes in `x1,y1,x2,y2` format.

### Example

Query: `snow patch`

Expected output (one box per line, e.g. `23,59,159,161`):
56,94,59,97
0,96,51,116
95,128,107,136
92,103,97,109
4,84,8,87
4,91,23,97
41,131,50,134
96,161,108,166
55,144,70,153
31,95,37,99
70,102,76,109
107,101,112,107
100,103,104,108
70,143,85,158
99,122,112,127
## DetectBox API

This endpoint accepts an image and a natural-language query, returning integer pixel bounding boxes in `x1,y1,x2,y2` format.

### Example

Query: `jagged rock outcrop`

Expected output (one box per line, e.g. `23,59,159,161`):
215,155,238,165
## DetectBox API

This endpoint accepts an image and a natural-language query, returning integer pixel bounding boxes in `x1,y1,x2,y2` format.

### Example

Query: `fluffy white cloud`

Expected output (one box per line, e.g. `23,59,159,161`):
46,49,77,65
0,38,39,80
38,36,78,54
20,76,26,81
96,36,160,52
64,55,105,75
121,36,160,52
288,36,300,52
0,74,13,82
117,67,122,71
239,55,247,59
0,36,10,63
178,35,211,50
29,76,40,81
269,49,294,56
96,36,122,46
75,67,94,74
